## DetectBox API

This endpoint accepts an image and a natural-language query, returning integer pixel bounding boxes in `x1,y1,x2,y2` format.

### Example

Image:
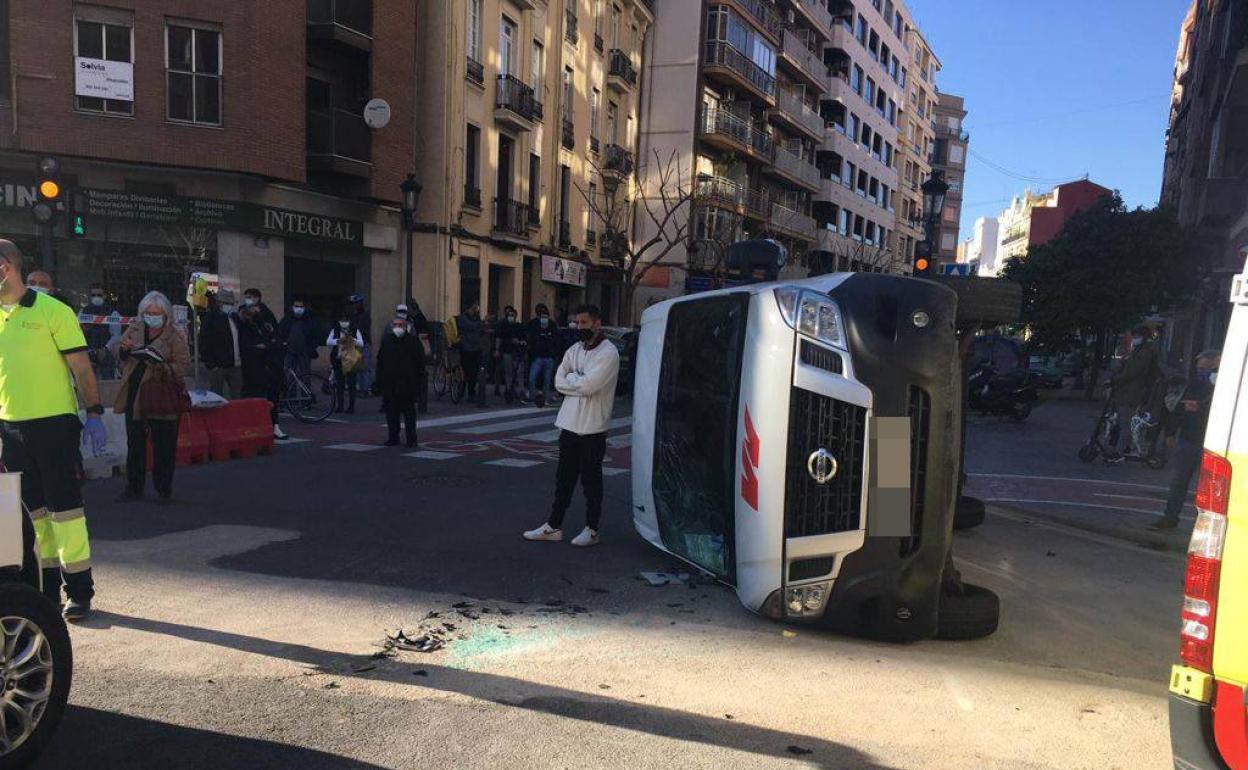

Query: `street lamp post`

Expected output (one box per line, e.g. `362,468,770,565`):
915,170,949,276
399,174,422,304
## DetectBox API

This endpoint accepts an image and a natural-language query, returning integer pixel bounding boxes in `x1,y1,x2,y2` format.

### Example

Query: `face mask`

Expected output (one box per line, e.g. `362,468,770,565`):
578,328,594,342
30,285,48,294
222,305,236,314
539,317,549,327
1209,372,1218,386
90,296,104,307
339,321,350,330
244,297,257,307
143,314,165,329
293,307,305,317
506,314,516,322
1131,337,1143,348
392,327,407,337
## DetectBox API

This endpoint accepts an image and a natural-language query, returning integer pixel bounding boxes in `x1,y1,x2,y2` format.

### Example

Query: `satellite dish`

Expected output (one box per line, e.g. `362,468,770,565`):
363,98,392,129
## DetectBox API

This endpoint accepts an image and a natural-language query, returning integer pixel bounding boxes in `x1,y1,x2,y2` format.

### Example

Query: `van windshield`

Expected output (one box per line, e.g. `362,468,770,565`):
652,294,750,580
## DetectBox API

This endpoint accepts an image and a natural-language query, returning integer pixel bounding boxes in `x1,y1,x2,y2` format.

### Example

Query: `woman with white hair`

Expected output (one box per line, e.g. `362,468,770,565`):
112,290,191,504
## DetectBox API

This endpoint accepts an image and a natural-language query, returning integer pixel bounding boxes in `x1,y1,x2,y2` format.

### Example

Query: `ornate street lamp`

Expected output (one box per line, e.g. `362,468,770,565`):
399,174,422,302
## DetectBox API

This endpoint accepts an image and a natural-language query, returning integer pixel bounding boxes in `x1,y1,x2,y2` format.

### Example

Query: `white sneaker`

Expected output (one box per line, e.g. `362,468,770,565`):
274,425,289,440
571,527,599,547
523,523,563,542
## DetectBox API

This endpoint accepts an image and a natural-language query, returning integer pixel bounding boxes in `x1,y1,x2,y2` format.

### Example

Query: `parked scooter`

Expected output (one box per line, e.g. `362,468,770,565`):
967,360,1038,421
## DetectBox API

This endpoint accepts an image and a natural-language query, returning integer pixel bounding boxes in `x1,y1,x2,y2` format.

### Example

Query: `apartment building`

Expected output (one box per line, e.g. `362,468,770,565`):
995,179,1111,265
891,18,938,267
0,0,418,337
931,91,967,260
958,215,998,277
413,0,652,324
1160,0,1247,362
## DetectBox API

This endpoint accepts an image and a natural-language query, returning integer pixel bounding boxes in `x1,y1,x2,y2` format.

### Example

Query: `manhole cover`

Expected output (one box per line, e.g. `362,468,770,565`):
406,473,475,487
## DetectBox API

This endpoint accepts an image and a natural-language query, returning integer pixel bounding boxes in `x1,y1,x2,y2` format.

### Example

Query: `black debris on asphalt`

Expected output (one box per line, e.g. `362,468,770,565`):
786,746,813,756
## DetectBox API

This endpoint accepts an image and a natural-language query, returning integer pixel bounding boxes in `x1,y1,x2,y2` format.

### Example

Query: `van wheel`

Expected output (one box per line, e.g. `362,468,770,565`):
0,583,72,769
936,583,1000,641
953,496,986,531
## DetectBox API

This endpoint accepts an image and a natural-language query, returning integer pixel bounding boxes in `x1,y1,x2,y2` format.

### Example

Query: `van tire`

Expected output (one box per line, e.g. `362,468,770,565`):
953,496,986,531
936,583,1000,640
0,583,72,769
934,277,1022,326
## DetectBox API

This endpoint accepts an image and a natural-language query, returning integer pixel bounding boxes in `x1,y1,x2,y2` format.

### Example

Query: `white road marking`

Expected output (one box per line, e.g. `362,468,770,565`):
324,443,384,452
416,407,546,429
968,472,1168,492
602,467,630,476
453,414,556,434
607,434,632,448
484,458,546,468
987,498,1193,520
519,416,633,443
278,438,312,445
404,450,462,460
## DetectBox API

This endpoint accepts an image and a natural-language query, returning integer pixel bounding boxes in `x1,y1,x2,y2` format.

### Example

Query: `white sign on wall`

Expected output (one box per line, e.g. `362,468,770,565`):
74,57,134,101
541,255,588,287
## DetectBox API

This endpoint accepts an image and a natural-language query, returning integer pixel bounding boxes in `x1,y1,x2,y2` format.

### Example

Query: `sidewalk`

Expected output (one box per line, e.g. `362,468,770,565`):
964,395,1193,552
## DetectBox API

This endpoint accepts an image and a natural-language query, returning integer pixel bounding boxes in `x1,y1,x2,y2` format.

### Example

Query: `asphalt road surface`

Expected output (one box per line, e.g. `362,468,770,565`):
34,396,1184,770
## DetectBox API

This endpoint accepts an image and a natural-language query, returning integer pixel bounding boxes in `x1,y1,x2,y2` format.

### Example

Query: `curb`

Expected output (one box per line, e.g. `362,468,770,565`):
984,501,1189,554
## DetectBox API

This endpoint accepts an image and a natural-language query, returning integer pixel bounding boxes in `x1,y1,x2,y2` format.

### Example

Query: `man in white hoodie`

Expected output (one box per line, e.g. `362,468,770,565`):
523,304,620,547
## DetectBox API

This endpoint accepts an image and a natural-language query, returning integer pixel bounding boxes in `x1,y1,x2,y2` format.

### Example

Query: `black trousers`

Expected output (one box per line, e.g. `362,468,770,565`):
548,430,608,531
242,354,280,424
0,415,94,602
461,350,482,397
125,414,180,497
385,398,417,445
416,370,429,413
333,358,358,411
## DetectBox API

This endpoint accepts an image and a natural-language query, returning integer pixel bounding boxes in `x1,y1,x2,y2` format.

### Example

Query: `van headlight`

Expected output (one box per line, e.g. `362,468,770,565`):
785,582,831,618
774,287,846,349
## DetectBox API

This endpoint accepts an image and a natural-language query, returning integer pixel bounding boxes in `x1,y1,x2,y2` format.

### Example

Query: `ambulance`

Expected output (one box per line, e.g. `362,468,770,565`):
1168,260,1248,770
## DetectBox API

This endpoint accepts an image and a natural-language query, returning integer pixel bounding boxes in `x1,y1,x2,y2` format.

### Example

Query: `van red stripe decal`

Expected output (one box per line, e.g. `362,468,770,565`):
1214,681,1248,770
742,407,760,511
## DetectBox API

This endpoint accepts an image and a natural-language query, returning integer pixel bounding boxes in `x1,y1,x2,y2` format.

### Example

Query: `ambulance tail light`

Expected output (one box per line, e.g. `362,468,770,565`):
1180,451,1231,673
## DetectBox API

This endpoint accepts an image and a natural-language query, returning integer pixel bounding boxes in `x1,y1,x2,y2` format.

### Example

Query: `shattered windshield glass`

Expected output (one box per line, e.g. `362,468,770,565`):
652,294,750,580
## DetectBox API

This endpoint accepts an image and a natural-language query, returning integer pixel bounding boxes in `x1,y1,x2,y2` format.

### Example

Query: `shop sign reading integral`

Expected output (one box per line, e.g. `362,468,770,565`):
74,57,134,102
541,255,588,287
80,189,363,245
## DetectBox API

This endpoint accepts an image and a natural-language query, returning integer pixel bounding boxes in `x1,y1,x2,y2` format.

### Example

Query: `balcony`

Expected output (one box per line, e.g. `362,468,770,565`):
559,220,573,249
495,75,539,130
607,50,638,92
494,198,531,242
464,185,481,210
307,0,373,52
769,88,824,141
790,0,834,42
466,56,484,86
734,0,784,42
603,144,634,177
561,114,575,150
703,41,776,104
766,146,822,193
779,27,829,92
695,175,744,212
565,11,579,45
770,202,818,242
698,107,773,163
594,32,604,54
1198,177,1248,230
743,188,770,220
307,108,371,177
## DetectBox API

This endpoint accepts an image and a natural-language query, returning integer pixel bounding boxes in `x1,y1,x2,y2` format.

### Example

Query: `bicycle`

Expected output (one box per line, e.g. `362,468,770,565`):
431,347,466,404
279,365,336,423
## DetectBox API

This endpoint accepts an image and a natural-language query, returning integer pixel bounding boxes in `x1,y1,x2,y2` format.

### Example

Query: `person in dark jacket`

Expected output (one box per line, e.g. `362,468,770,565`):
326,316,364,413
239,303,287,440
81,283,118,379
493,305,526,397
276,299,321,380
199,290,244,398
242,287,278,329
396,302,431,413
524,303,559,405
1110,325,1163,455
1151,350,1221,530
376,315,425,447
347,293,374,393
456,302,485,399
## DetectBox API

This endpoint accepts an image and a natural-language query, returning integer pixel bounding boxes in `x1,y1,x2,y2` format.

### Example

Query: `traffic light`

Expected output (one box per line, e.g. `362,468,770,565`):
68,191,87,238
913,240,937,277
31,156,63,225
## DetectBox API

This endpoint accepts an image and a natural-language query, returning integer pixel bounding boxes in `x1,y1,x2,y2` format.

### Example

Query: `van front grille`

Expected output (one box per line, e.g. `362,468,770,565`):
784,388,866,537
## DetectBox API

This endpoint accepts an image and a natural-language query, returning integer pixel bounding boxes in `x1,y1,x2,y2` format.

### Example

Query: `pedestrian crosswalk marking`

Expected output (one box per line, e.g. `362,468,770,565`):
452,414,557,435
518,416,632,443
279,438,312,445
325,443,384,452
416,407,546,430
484,458,545,468
607,434,631,449
404,450,462,460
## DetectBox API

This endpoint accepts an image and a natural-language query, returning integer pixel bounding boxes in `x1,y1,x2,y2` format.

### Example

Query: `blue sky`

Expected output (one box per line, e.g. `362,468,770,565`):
905,0,1190,239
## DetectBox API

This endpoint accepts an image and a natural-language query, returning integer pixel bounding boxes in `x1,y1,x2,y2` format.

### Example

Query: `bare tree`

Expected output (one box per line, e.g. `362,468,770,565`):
154,224,216,283
812,234,903,274
577,148,696,324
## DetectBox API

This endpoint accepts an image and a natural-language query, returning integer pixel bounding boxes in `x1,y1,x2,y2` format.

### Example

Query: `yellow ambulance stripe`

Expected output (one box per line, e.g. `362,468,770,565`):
1213,450,1248,688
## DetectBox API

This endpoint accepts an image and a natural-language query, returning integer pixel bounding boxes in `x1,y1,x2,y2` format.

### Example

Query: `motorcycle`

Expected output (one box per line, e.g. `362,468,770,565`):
967,361,1038,422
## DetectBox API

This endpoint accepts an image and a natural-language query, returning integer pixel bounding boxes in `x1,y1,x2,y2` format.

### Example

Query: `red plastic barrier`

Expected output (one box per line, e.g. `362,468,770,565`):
201,399,275,461
146,411,210,468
